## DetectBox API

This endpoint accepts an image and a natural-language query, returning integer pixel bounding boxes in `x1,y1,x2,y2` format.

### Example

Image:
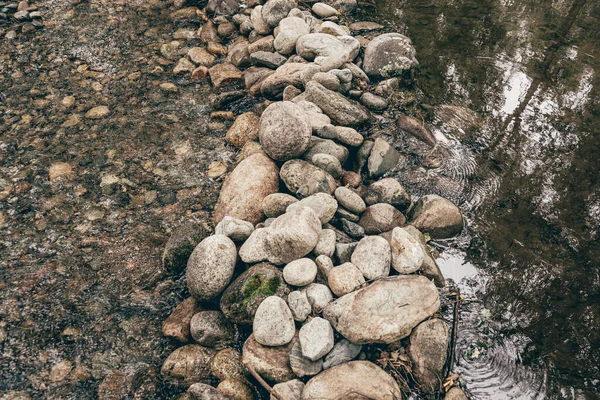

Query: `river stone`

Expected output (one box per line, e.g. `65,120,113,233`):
239,228,270,264
189,47,216,67
311,72,340,91
313,229,336,257
312,2,338,17
299,317,334,361
259,101,312,161
364,178,411,211
304,81,370,126
211,348,246,381
251,51,288,68
242,334,297,383
410,194,463,238
315,255,334,281
262,0,297,27
445,387,469,400
280,159,337,198
303,283,333,313
261,63,321,98
220,263,290,324
311,154,342,179
249,35,275,54
303,138,349,164
337,218,364,239
359,203,405,235
322,339,361,370
271,379,304,400
302,361,401,400
390,227,424,274
161,345,216,387
350,236,390,280
266,207,322,264
368,138,401,178
316,124,337,140
263,193,299,218
324,0,357,13
213,153,279,225
162,297,202,343
288,290,311,322
336,207,359,222
186,235,236,301
404,225,445,287
217,379,254,400
162,223,209,274
360,92,389,111
317,21,350,37
251,6,271,35
188,383,227,400
286,193,338,224
409,319,449,393
296,34,360,71
215,216,254,242
207,0,239,16
190,311,235,349
289,341,323,377
254,296,296,346
274,16,310,55
327,262,365,297
334,126,363,147
283,258,318,287
208,63,243,88
334,187,365,214
323,275,440,344
226,112,260,148
362,33,418,79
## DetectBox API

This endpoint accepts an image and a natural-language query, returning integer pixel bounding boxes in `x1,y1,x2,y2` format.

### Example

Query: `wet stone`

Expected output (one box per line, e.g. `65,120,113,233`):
190,310,235,349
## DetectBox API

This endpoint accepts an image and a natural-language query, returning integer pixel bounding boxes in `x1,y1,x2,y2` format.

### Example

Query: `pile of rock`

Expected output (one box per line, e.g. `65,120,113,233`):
1,0,44,38
160,0,468,399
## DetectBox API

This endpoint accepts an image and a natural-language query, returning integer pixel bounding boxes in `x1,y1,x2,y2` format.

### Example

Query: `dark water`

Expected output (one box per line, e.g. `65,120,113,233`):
362,0,600,398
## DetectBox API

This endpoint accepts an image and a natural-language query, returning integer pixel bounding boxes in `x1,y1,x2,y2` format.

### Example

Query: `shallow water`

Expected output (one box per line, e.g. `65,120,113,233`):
362,0,600,398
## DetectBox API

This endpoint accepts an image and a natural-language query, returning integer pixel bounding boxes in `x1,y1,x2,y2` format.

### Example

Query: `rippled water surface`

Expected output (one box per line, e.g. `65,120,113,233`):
362,0,600,398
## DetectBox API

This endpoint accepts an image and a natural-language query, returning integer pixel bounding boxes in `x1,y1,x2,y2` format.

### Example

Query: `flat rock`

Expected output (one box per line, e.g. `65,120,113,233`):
311,154,343,179
362,33,418,79
213,153,279,225
220,263,290,324
409,194,463,238
188,383,227,399
296,33,360,71
323,275,440,344
161,345,216,387
162,297,202,343
280,159,337,198
360,92,389,111
364,178,411,211
242,334,297,383
289,340,323,377
226,112,260,149
327,262,365,297
190,311,234,349
272,379,304,400
334,126,363,147
390,227,424,274
350,236,390,280
334,187,365,214
301,361,401,400
303,138,349,164
359,203,405,234
312,3,338,17
251,51,288,68
186,235,237,301
263,193,299,218
261,63,321,99
322,339,361,370
409,319,449,393
286,193,338,224
253,296,296,347
368,138,400,178
259,101,312,161
349,21,384,33
283,258,318,287
299,317,334,361
304,81,370,126
208,63,242,88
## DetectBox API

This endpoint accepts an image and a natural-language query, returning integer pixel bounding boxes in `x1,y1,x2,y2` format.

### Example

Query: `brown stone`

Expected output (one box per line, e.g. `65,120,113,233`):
208,63,242,88
162,297,202,343
226,112,260,148
242,334,297,383
161,345,216,387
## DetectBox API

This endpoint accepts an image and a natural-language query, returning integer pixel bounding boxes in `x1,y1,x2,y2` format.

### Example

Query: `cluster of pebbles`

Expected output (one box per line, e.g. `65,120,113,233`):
0,0,43,38
159,0,469,399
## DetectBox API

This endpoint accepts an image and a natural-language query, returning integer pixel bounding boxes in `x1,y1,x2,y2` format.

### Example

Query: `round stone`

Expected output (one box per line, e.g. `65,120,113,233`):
334,186,366,214
351,236,391,280
327,262,365,297
259,101,312,161
253,296,296,347
283,258,318,287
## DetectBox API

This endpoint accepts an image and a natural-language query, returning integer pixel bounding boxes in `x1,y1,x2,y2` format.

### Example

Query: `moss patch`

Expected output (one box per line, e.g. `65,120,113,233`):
241,274,281,308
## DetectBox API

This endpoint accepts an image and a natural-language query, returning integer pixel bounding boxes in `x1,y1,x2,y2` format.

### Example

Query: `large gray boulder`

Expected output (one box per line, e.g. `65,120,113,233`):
213,153,279,225
301,361,401,400
323,275,440,344
296,33,360,71
304,81,370,126
362,33,418,78
259,101,312,161
186,235,237,301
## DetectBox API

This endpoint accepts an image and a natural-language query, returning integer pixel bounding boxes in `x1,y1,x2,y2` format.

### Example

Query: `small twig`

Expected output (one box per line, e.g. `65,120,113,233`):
444,288,461,378
244,360,281,400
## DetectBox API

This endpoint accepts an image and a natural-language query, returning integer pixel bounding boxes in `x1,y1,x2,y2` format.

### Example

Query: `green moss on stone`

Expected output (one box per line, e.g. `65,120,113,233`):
241,274,281,308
